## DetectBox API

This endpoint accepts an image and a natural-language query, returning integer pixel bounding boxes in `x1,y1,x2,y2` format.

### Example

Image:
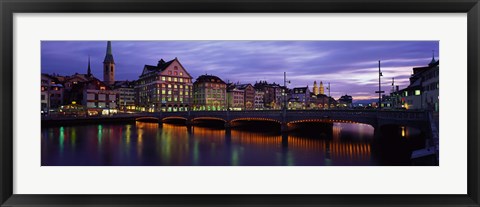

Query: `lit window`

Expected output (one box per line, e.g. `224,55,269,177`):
179,78,183,83
174,85,177,89
161,76,166,81
162,90,166,94
168,77,172,81
180,72,183,76
174,78,178,82
168,84,171,88
180,85,183,89
415,90,421,96
168,90,172,95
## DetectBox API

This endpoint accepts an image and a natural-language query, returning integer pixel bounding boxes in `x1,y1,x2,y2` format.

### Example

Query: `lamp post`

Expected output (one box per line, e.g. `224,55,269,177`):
283,72,291,113
326,82,331,109
375,60,385,110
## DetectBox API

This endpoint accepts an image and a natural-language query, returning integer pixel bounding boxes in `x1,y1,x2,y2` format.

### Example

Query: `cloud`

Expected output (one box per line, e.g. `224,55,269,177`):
41,40,439,100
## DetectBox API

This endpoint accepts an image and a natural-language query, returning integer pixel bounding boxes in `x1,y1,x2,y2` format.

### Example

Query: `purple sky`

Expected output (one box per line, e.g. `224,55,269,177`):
41,41,438,100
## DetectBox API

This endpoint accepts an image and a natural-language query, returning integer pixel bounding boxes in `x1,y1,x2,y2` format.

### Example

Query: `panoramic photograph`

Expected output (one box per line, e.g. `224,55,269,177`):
41,40,439,166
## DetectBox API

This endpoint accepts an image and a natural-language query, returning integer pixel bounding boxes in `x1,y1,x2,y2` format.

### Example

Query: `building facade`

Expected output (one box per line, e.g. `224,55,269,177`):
289,86,311,110
136,58,193,112
114,81,136,112
227,84,245,110
193,75,227,111
83,78,118,116
254,90,265,110
41,74,64,114
254,81,283,109
235,84,255,110
310,94,331,109
400,56,439,111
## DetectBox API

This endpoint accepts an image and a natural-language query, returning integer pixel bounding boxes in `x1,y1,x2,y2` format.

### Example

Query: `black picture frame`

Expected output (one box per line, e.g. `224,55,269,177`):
1,0,479,206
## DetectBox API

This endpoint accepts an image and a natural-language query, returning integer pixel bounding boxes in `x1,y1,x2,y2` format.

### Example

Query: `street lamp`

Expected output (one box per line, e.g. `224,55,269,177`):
326,82,331,109
375,60,385,110
283,72,291,112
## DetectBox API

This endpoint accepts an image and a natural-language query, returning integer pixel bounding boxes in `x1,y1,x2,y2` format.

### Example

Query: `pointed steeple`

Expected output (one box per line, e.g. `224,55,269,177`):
87,56,92,77
429,50,436,66
103,41,115,85
107,41,112,55
103,41,115,64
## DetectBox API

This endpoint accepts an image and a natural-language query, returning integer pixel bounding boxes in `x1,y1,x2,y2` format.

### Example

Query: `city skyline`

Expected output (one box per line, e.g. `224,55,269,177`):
41,40,439,100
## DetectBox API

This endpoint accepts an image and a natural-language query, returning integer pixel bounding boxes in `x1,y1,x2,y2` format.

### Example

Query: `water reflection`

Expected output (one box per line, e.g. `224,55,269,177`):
41,121,424,166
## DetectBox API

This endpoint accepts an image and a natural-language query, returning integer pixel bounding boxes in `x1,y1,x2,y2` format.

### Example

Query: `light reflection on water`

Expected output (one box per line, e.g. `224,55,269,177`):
41,121,421,166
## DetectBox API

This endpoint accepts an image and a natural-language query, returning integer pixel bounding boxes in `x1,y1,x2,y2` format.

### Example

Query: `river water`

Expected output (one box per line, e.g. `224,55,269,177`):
41,121,427,166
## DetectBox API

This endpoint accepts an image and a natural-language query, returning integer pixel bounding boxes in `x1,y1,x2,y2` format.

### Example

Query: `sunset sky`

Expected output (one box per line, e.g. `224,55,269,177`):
41,41,439,100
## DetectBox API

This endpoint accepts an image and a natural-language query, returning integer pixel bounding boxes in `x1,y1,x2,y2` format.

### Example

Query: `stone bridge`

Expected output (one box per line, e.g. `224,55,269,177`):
134,110,430,132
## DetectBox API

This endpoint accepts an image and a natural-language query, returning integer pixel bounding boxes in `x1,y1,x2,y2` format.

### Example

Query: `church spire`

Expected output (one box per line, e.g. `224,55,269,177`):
429,50,436,66
103,41,115,85
87,56,91,76
103,41,115,64
107,41,112,55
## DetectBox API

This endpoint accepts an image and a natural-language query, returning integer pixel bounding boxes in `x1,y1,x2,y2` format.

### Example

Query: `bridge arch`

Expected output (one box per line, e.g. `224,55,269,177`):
135,117,160,122
287,118,374,128
230,117,282,124
162,116,188,121
192,117,227,123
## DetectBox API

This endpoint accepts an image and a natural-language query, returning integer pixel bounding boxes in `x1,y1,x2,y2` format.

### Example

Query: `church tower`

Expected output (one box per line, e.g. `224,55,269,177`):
103,41,115,85
87,56,92,77
319,81,325,95
428,50,437,66
313,81,319,95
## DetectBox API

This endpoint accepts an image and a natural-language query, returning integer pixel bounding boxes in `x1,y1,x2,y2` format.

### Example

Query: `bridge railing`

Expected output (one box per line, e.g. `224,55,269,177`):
120,109,429,121
377,110,428,120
